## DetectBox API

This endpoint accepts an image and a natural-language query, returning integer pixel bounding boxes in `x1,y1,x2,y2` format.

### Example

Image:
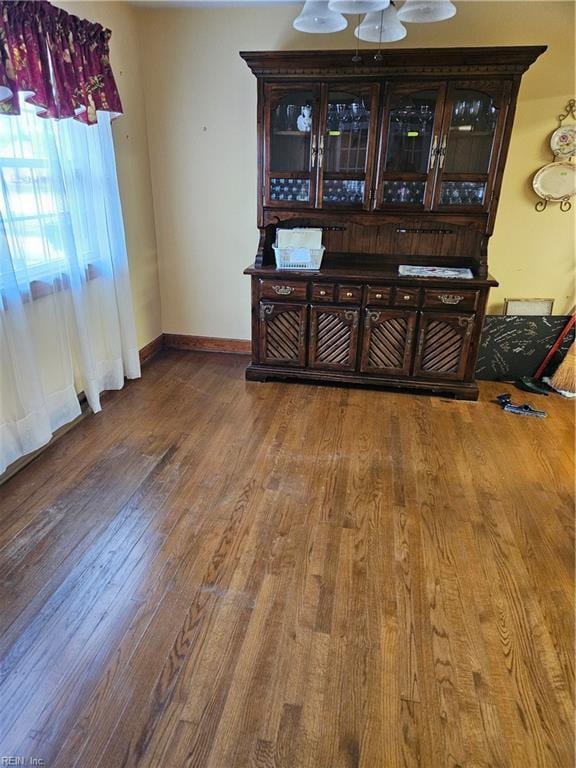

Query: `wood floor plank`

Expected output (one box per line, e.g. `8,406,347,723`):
0,352,187,546
0,351,573,767
4,432,206,757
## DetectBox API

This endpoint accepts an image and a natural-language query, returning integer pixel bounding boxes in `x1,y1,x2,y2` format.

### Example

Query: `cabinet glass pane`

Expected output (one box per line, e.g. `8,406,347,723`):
440,181,485,206
444,90,499,174
323,179,364,205
384,90,437,173
382,180,425,205
270,92,314,172
324,91,371,173
270,177,311,203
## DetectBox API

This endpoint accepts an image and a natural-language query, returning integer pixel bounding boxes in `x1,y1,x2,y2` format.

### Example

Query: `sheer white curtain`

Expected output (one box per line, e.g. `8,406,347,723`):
0,100,140,474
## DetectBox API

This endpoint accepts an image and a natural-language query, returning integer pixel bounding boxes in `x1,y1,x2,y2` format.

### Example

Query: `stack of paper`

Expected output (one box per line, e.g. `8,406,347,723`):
276,228,323,249
398,265,474,279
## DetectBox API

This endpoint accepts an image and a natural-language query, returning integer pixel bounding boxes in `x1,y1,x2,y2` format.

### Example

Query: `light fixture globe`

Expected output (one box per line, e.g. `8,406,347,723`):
293,1,348,33
355,6,407,42
396,0,456,23
328,0,390,14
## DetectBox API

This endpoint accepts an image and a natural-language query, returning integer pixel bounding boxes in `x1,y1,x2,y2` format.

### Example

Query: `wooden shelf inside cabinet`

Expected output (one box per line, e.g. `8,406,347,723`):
448,129,496,135
242,46,545,399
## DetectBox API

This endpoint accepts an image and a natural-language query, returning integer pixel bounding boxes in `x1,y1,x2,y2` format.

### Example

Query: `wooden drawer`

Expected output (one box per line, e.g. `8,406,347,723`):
393,288,420,307
337,284,362,304
423,289,479,312
311,283,335,302
365,285,392,306
260,279,308,301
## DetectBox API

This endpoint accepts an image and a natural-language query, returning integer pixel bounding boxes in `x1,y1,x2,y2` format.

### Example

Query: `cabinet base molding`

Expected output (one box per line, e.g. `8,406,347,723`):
164,334,251,355
245,364,479,401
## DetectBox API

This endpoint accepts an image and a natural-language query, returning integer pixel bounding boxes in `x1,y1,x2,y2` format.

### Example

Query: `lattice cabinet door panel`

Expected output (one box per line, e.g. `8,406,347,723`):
413,312,474,380
309,306,359,371
360,309,417,376
259,302,307,367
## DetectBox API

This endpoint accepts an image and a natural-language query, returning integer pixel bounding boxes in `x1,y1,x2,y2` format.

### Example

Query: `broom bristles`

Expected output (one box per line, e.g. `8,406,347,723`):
550,342,576,394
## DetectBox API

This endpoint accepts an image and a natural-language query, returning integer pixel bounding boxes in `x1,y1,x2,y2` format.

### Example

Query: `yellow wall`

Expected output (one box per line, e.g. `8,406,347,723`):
138,0,575,341
58,1,162,349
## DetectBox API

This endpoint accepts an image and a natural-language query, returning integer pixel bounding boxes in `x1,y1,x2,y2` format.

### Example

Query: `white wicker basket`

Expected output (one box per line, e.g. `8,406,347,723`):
273,245,325,271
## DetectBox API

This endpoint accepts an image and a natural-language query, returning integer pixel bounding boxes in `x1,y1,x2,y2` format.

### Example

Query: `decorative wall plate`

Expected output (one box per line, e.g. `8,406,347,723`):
550,125,576,158
532,161,576,200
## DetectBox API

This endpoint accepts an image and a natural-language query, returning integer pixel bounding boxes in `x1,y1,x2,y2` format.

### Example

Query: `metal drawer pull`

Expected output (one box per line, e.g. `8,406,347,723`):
319,289,326,296
273,285,294,295
402,294,411,301
345,291,353,297
375,293,383,299
438,294,464,304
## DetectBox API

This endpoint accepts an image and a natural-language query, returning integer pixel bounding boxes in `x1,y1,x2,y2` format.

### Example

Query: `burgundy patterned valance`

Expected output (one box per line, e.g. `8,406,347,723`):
0,1,122,124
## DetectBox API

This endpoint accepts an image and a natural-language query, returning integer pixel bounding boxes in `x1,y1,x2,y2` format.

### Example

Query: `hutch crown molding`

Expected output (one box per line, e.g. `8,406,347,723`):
242,46,546,400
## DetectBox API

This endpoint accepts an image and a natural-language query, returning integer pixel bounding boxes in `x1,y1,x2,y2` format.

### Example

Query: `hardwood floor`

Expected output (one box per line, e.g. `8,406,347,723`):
0,350,573,768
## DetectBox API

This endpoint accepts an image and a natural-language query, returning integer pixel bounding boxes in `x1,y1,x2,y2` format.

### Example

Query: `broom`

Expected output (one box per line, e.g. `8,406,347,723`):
516,310,576,395
549,341,576,396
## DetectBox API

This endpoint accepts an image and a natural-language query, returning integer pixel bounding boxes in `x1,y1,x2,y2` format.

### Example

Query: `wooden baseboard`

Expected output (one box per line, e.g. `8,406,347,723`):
163,334,251,355
139,335,164,365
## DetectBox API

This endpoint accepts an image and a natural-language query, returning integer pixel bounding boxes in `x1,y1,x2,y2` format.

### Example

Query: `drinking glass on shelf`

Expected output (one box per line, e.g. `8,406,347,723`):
351,103,363,130
468,99,482,128
453,99,464,125
274,105,287,131
336,104,348,130
482,102,497,132
327,105,339,131
286,105,298,130
418,105,432,127
342,106,353,130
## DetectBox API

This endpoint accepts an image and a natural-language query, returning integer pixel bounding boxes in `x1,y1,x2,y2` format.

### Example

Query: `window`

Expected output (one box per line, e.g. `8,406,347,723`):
0,102,100,291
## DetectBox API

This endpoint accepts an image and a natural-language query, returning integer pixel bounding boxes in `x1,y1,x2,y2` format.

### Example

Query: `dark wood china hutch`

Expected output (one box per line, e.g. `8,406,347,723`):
242,46,545,400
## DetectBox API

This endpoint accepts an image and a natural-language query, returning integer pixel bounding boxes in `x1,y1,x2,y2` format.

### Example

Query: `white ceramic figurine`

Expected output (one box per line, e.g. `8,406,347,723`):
297,105,312,132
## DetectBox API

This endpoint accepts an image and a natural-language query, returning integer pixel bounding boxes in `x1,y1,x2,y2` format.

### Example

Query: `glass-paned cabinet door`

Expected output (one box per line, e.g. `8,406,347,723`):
264,85,319,207
319,84,378,209
434,84,508,210
376,84,445,209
